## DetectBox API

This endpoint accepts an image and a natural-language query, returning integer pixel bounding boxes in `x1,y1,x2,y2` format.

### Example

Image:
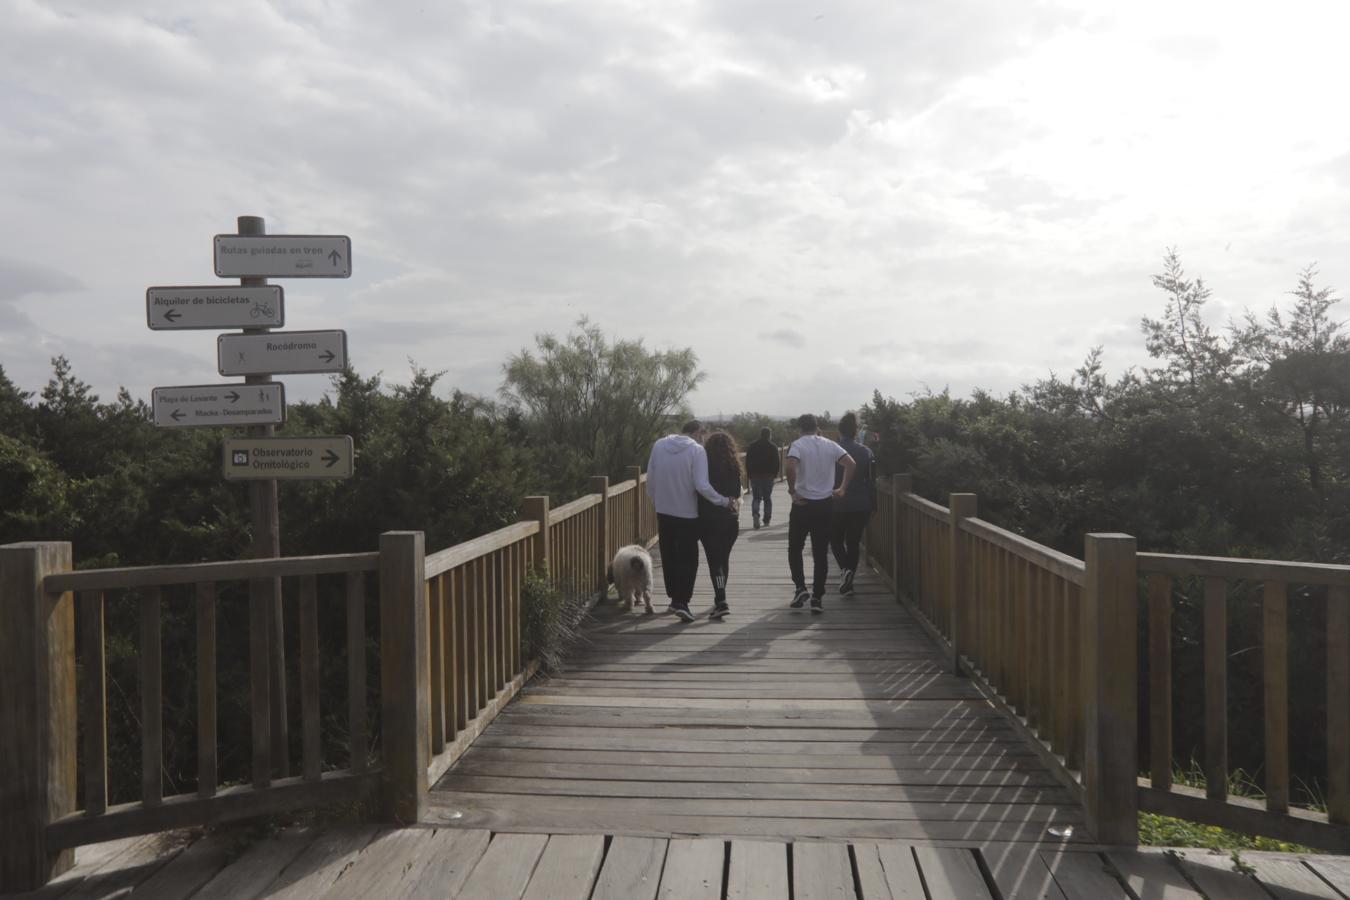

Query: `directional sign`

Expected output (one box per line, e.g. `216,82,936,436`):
223,436,354,480
214,234,351,278
146,285,284,330
218,330,347,376
152,382,285,428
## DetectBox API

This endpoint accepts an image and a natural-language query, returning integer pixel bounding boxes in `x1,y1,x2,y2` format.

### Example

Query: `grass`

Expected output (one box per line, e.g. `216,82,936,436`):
1139,760,1322,853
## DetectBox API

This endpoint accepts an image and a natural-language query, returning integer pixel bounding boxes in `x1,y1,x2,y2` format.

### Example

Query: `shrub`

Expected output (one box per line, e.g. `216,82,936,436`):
520,568,590,674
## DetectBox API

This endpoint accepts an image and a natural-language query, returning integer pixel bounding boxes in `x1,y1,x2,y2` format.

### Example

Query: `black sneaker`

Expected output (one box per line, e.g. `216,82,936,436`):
790,588,810,608
752,517,761,529
671,604,695,622
840,569,855,596
709,603,730,620
810,595,824,614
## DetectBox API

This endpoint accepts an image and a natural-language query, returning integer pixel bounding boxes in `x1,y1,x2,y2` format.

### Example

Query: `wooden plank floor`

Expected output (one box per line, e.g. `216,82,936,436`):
433,504,1086,845
14,828,1350,899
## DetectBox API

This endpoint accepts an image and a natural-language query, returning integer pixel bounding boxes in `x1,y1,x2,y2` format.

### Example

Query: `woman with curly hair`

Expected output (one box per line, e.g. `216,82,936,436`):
698,430,744,619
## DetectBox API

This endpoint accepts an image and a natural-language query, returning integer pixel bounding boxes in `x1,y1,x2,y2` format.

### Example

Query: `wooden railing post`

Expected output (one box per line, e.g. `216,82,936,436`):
522,496,551,575
379,531,428,824
1082,532,1139,846
892,474,912,599
0,542,75,892
947,494,976,676
625,466,642,545
590,475,609,594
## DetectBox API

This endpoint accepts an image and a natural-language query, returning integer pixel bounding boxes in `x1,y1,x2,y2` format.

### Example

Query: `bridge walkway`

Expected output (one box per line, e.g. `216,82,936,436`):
432,503,1085,846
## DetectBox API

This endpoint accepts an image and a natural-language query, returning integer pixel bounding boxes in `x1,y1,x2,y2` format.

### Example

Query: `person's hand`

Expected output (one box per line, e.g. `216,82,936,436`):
790,489,806,506
728,497,741,514
832,486,846,499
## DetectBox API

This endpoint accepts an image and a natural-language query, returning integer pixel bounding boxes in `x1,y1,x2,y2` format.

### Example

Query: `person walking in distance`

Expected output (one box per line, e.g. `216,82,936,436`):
745,426,781,529
830,412,876,598
699,431,744,619
646,421,739,622
786,414,855,613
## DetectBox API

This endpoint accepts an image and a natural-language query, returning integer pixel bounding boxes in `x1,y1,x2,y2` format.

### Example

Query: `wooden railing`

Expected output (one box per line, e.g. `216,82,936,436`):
0,542,390,891
1135,553,1350,849
0,468,660,892
869,474,1350,850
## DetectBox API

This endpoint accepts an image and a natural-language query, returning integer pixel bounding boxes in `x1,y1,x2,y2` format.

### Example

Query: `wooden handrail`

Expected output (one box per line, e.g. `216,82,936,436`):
607,479,636,498
899,491,949,520
424,521,539,579
1138,552,1350,586
961,517,1086,587
548,493,603,524
44,551,379,593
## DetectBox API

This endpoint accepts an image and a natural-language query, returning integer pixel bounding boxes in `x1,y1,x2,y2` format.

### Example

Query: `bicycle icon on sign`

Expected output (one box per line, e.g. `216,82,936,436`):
250,301,276,320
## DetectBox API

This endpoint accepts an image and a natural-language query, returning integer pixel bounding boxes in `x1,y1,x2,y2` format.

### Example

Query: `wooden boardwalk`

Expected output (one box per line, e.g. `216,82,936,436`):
433,505,1085,845
19,822,1350,898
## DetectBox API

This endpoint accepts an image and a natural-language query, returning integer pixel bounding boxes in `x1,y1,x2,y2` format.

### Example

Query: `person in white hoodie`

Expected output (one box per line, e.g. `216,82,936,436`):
646,420,739,621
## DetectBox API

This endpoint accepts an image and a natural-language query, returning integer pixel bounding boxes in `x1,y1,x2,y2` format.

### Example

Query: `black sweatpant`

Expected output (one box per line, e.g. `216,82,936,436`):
788,497,834,598
700,515,740,603
657,513,701,605
831,509,870,573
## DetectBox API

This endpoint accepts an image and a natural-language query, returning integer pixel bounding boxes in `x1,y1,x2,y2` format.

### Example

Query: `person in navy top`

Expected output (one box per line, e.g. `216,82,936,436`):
831,412,876,597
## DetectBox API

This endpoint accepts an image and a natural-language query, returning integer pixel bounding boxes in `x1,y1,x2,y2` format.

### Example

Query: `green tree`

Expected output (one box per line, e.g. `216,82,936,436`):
1236,266,1350,499
501,318,703,495
1142,249,1238,392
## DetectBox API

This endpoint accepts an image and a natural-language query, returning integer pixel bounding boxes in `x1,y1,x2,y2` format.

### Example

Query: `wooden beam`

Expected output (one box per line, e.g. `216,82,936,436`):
1263,582,1288,813
1328,585,1350,824
1081,532,1138,846
0,542,76,892
140,587,163,807
196,583,217,798
80,591,108,815
1147,574,1172,790
947,494,976,675
1204,576,1228,803
379,531,428,824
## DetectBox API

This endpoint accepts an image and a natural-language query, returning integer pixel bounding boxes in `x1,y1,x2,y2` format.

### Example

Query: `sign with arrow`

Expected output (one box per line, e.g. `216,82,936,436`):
223,436,354,480
213,234,351,278
152,382,285,428
146,285,284,330
217,330,348,376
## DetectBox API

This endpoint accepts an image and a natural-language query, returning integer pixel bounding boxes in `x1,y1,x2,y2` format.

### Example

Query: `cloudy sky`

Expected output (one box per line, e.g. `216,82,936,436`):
3,0,1349,417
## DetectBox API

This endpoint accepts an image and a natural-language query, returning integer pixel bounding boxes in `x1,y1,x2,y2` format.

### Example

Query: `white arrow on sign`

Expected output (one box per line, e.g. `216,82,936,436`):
218,330,348,376
214,234,351,278
146,285,284,330
153,383,285,428
223,436,354,480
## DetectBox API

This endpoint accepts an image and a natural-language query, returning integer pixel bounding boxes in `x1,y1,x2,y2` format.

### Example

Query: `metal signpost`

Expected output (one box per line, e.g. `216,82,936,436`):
217,330,348,376
152,383,285,428
223,436,355,480
214,234,352,278
147,285,284,330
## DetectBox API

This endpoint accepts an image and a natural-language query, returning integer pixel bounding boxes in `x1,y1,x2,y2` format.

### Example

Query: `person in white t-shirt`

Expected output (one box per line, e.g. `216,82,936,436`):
785,414,856,612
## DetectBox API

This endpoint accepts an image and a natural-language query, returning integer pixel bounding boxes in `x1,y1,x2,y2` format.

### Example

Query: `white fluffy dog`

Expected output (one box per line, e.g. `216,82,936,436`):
610,544,654,613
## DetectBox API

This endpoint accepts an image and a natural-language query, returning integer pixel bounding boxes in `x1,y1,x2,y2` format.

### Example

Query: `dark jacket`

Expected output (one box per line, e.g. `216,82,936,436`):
745,438,780,479
834,437,876,513
699,455,743,519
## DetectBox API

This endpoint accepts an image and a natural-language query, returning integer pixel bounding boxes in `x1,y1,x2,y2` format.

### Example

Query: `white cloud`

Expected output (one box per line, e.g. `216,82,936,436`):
1,0,1348,420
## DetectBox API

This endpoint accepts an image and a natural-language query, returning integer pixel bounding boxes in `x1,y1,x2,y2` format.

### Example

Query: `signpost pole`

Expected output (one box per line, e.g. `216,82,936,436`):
238,215,289,778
